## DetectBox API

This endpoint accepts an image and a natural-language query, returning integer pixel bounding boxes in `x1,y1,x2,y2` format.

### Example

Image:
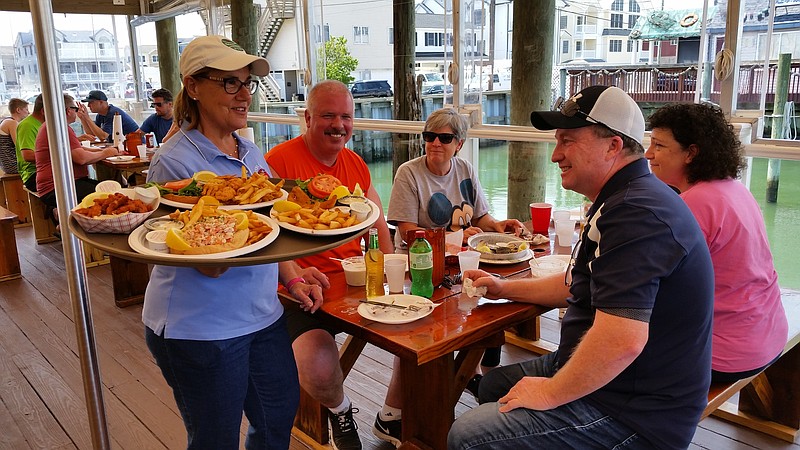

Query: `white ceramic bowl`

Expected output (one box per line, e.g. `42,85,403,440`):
342,256,366,286
529,254,570,278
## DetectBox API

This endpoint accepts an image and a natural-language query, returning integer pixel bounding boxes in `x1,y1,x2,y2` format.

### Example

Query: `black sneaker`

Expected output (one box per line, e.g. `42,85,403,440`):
372,413,402,448
465,374,483,401
329,406,361,450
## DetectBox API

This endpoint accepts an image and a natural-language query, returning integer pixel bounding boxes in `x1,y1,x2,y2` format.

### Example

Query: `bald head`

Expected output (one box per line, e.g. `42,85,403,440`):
307,80,353,114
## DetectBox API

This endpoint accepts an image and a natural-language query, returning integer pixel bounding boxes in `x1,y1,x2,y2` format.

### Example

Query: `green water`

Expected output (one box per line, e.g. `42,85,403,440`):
367,148,800,289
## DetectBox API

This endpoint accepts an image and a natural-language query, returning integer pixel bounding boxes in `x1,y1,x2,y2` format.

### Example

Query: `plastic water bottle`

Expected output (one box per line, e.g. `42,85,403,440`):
409,230,434,298
365,228,385,298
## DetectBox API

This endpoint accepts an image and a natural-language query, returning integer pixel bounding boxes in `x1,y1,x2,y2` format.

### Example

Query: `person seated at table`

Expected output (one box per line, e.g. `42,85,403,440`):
34,94,121,217
77,90,139,142
450,86,715,450
16,94,44,192
265,79,393,450
140,88,174,144
646,102,788,383
145,35,322,449
0,97,30,174
376,107,525,446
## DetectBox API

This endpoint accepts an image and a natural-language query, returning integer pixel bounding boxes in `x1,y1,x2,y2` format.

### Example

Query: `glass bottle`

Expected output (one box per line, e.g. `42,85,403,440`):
409,230,434,298
365,228,385,298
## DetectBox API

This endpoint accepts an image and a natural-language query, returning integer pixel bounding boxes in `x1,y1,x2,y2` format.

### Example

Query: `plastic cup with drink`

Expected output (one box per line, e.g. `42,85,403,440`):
384,258,406,293
530,202,552,234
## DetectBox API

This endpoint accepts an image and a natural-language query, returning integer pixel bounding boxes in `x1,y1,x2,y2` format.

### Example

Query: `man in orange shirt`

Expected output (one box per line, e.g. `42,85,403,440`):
266,79,392,450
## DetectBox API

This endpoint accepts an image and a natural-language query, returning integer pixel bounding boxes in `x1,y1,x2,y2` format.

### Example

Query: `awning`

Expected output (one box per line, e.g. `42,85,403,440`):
629,7,716,40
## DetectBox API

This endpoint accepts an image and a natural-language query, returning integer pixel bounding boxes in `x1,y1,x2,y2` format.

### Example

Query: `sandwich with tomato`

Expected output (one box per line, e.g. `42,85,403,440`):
145,178,203,204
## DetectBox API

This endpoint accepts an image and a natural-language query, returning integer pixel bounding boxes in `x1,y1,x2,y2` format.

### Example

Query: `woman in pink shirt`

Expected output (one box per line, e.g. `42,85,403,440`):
646,102,787,382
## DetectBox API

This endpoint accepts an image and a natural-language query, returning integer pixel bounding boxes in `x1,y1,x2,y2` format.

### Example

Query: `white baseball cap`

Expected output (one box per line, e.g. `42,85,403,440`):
530,85,645,145
180,35,270,77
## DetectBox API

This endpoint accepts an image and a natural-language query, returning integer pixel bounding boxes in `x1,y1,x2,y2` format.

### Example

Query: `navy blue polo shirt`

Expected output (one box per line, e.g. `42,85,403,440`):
95,104,139,141
560,158,714,450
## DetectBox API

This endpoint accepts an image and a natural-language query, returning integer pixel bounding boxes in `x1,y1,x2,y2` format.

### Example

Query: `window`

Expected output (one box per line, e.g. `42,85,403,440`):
577,15,585,26
473,9,484,26
354,26,369,44
576,41,583,52
425,32,445,47
629,0,640,13
560,15,567,29
629,14,638,29
611,13,623,28
315,24,330,43
627,39,634,52
609,39,622,52
611,0,623,11
151,55,159,63
140,55,146,63
389,27,393,45
562,40,569,54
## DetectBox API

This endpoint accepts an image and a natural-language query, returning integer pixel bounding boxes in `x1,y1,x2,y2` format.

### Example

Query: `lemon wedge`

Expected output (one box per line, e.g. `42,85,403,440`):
199,195,220,206
232,212,249,230
329,185,351,201
79,192,111,208
273,200,302,213
193,170,217,183
165,228,192,251
352,183,364,197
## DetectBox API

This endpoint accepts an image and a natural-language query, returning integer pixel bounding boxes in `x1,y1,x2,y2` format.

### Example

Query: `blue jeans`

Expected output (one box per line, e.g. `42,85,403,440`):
145,315,299,450
448,352,649,450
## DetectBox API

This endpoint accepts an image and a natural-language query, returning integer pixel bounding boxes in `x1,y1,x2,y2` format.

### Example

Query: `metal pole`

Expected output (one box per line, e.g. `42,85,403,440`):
28,1,110,448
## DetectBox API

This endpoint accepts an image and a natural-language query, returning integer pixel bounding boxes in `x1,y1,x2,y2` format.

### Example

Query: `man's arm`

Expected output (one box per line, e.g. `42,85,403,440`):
70,145,119,165
498,311,648,412
76,104,108,140
21,148,35,162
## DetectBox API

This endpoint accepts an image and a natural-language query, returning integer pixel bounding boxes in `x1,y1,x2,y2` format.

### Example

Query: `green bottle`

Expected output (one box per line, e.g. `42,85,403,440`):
409,230,434,298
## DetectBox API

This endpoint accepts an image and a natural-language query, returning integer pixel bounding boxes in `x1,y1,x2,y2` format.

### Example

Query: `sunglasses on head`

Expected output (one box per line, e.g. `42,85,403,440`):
552,96,620,137
422,131,457,144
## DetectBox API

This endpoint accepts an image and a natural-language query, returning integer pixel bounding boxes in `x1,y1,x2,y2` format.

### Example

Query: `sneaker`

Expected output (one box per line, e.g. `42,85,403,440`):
372,413,402,448
465,374,483,401
329,406,361,450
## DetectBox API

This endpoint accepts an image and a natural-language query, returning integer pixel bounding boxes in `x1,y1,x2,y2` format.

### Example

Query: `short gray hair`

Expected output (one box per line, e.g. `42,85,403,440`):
424,108,469,141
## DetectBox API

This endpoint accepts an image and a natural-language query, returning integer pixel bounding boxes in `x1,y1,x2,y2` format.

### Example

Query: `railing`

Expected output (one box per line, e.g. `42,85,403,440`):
61,72,120,82
58,48,117,59
575,25,597,35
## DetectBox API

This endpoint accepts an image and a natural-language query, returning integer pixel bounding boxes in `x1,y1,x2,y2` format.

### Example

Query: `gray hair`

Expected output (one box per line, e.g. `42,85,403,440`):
424,108,469,141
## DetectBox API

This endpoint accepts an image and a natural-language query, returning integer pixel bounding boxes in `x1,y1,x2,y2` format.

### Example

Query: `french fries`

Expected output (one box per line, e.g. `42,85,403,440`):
201,172,286,205
274,206,360,230
168,200,273,245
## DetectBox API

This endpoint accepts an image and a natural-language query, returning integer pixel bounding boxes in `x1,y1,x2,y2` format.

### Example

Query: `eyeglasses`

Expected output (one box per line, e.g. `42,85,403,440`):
553,96,620,137
422,131,457,144
150,102,165,107
564,239,581,287
195,74,259,95
68,106,79,111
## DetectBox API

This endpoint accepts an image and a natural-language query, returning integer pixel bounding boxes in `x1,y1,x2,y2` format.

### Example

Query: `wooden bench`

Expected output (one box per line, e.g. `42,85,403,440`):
0,172,31,227
23,187,107,267
702,289,800,442
0,206,21,281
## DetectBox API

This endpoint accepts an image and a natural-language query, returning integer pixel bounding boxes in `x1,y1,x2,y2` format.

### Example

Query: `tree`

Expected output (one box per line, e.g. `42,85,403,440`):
324,36,358,84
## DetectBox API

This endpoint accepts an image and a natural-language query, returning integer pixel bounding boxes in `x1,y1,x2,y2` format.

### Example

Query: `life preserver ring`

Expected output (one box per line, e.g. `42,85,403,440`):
680,13,699,27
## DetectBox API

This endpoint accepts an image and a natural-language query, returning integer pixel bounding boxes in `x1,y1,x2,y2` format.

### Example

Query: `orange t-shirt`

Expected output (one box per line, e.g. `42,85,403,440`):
266,136,372,274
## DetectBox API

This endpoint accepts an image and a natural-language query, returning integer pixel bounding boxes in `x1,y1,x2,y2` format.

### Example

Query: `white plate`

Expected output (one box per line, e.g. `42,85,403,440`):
271,199,380,235
127,213,280,260
106,155,136,162
160,189,288,211
357,294,436,324
479,249,534,265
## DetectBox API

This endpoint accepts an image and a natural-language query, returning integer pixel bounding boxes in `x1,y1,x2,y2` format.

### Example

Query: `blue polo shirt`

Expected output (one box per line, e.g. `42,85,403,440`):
560,158,714,450
95,104,139,142
139,114,173,144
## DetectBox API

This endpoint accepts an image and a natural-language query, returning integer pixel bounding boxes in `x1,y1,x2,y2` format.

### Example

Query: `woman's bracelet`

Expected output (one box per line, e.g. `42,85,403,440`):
285,277,306,291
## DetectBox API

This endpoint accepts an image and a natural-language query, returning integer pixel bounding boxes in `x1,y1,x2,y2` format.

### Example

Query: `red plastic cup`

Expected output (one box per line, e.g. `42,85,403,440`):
530,202,552,234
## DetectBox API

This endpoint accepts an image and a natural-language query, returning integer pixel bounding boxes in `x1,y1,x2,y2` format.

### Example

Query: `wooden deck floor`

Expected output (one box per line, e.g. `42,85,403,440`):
2,225,798,449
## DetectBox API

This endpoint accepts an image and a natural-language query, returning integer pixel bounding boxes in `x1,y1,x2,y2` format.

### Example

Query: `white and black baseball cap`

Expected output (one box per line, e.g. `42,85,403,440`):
530,85,645,145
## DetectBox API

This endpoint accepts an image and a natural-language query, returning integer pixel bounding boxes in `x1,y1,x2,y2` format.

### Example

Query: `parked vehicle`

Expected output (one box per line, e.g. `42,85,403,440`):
351,80,393,98
422,83,453,95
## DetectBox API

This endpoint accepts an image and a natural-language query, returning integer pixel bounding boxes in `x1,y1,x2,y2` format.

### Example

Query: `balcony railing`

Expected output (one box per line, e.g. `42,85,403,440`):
58,48,117,59
575,25,597,36
61,72,120,82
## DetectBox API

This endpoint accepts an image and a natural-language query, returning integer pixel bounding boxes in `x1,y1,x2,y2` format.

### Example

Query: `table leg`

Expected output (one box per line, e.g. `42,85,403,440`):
109,256,149,307
399,355,454,449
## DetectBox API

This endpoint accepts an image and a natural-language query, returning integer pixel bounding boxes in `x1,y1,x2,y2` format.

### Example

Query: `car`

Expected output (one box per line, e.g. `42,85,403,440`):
351,80,393,98
124,81,154,99
422,84,453,95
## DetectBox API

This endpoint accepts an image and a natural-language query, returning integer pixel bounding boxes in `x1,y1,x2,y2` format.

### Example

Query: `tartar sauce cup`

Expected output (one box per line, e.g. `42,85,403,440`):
146,230,169,253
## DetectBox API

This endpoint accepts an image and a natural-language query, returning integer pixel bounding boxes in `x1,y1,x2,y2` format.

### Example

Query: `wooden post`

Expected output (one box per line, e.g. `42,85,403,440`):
155,18,181,97
767,53,791,203
392,0,422,178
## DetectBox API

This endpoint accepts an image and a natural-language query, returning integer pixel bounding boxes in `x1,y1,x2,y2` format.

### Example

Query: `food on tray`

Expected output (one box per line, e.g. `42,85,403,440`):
146,178,203,204
305,173,342,199
74,192,153,217
473,239,529,255
201,167,285,205
165,198,273,254
274,204,360,231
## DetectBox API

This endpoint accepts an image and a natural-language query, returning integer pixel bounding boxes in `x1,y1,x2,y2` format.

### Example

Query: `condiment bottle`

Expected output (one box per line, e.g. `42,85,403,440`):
365,228,385,298
409,230,434,298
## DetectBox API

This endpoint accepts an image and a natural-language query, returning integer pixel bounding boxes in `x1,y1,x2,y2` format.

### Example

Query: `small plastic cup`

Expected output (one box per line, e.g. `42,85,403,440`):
552,210,571,222
137,144,147,158
555,219,577,246
384,259,406,293
457,250,481,274
530,202,552,234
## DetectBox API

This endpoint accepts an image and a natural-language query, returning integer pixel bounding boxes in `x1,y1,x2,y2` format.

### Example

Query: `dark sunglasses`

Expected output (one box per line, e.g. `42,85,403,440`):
68,106,79,111
422,131,457,144
553,96,620,137
195,74,259,95
150,102,165,107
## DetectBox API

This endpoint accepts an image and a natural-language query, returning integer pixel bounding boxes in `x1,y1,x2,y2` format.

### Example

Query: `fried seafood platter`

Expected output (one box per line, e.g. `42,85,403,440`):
71,190,159,233
151,167,287,209
164,197,276,255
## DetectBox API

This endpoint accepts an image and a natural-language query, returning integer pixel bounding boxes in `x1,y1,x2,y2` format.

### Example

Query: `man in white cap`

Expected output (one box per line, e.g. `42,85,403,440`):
449,85,715,450
77,89,139,142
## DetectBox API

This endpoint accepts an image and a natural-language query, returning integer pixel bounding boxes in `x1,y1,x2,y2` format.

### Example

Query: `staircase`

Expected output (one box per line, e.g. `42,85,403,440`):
257,0,296,103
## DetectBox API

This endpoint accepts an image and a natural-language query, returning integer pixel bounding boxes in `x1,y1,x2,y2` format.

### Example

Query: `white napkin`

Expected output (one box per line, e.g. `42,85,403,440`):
446,229,463,255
